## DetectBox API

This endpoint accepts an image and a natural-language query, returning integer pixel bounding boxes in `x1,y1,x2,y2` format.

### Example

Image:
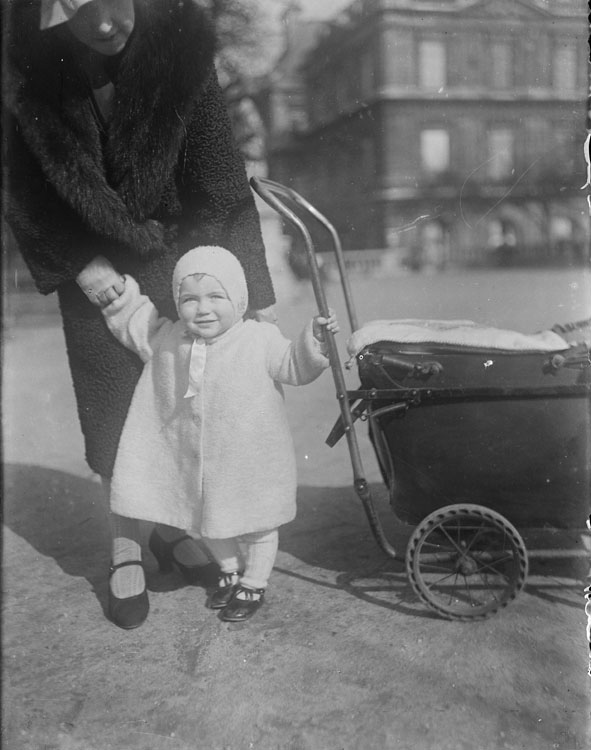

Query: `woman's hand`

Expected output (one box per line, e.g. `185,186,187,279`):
76,255,126,307
313,309,340,342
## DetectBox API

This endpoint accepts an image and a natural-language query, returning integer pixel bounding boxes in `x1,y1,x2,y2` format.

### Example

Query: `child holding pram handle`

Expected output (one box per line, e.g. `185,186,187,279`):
98,245,339,622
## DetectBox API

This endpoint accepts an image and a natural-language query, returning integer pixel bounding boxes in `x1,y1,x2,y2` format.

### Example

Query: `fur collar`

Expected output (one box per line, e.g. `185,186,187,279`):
4,0,217,254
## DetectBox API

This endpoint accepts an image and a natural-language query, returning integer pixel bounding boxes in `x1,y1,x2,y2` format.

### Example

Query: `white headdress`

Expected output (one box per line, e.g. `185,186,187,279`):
40,0,94,30
172,246,249,320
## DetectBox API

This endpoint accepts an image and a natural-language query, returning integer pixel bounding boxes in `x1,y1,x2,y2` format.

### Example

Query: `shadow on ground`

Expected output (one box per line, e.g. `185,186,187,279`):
4,463,587,624
284,482,588,616
2,464,212,620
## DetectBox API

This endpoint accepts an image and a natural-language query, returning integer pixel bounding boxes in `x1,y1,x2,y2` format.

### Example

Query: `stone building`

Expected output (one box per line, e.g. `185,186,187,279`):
260,0,589,268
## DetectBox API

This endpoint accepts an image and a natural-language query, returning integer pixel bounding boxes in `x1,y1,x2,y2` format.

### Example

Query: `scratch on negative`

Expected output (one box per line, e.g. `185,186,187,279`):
391,214,436,234
581,133,591,216
585,515,591,676
174,107,188,173
580,133,591,191
475,156,543,226
459,155,497,229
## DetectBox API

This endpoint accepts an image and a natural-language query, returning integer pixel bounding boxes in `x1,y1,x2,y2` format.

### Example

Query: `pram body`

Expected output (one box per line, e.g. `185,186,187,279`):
354,336,590,529
251,176,591,621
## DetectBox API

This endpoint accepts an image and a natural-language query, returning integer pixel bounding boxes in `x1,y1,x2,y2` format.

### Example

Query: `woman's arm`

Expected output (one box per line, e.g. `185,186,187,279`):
4,116,163,295
4,119,114,294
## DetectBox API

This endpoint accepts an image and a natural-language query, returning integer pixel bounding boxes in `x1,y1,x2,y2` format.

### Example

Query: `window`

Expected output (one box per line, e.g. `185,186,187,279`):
421,129,450,174
553,128,575,170
491,41,512,89
421,220,450,269
550,216,573,242
419,40,446,90
553,41,577,91
487,129,513,180
487,219,504,249
488,219,517,263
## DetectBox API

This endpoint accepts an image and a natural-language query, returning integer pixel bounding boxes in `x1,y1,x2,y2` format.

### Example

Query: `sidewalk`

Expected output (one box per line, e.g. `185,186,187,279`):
3,275,590,750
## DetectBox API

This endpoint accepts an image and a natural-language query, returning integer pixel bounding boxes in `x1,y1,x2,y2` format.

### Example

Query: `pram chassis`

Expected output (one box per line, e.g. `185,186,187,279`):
250,176,589,621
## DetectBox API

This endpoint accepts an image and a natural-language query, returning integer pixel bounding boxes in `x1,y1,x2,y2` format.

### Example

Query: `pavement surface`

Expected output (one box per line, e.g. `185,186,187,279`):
3,264,591,750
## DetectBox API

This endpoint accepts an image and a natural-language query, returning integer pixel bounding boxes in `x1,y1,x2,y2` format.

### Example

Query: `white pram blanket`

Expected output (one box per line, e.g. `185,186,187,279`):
347,319,570,358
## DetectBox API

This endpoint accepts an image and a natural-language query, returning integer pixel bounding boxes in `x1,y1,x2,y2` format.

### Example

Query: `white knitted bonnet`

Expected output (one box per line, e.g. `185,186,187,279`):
40,0,94,29
172,246,249,319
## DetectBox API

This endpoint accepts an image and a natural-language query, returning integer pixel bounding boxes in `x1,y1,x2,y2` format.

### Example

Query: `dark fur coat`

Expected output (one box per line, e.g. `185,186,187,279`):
4,0,275,477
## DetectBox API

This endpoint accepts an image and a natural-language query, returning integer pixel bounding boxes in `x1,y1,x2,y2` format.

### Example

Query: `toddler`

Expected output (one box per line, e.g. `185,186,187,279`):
101,246,338,622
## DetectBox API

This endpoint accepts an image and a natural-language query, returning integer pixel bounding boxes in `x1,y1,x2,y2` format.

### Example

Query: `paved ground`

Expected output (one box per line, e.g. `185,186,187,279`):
3,265,590,750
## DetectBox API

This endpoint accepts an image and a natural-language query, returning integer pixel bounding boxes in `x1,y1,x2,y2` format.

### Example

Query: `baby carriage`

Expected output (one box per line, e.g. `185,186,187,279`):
251,177,591,621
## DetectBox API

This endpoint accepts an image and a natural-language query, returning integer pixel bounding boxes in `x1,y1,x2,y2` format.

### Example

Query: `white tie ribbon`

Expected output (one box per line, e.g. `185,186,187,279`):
184,338,207,398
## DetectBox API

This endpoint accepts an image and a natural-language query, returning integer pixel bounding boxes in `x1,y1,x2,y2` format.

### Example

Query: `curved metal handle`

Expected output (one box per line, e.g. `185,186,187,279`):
250,176,399,562
250,177,351,465
250,176,359,332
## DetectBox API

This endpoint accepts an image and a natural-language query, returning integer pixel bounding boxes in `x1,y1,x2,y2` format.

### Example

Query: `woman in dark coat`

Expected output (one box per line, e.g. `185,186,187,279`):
3,0,276,628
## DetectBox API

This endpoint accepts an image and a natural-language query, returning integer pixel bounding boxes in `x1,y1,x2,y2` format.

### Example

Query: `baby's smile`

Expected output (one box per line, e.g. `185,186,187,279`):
179,274,236,340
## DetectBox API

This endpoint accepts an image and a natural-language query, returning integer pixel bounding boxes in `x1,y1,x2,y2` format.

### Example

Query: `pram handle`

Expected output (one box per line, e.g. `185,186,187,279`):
250,177,359,333
250,177,351,446
250,176,401,563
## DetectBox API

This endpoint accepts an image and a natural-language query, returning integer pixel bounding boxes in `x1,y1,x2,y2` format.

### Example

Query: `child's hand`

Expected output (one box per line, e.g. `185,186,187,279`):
313,309,339,342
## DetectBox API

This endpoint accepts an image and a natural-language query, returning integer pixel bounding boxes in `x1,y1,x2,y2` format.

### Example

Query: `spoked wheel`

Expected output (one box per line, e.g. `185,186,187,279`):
405,504,528,621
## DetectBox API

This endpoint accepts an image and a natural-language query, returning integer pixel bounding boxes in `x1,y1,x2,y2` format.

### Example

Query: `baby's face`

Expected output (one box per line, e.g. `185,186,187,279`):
179,274,235,340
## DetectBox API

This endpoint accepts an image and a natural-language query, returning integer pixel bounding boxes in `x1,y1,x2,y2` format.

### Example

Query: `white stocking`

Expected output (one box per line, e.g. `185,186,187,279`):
239,529,279,591
102,478,144,598
203,537,243,574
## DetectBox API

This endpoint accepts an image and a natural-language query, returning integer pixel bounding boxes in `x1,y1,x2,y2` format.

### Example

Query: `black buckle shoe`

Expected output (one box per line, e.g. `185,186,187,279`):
207,572,241,610
108,560,149,630
221,585,265,622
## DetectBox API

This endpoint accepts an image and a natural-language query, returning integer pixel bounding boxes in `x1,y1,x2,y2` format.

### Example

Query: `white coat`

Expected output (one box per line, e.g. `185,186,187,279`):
102,277,330,538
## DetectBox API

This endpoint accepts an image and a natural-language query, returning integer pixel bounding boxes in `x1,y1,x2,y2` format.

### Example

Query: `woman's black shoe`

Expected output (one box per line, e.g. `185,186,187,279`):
108,560,149,630
148,528,218,585
221,585,265,622
207,571,241,610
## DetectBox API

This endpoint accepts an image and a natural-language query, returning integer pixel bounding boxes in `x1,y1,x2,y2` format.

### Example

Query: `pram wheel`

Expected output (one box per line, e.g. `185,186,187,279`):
405,504,528,621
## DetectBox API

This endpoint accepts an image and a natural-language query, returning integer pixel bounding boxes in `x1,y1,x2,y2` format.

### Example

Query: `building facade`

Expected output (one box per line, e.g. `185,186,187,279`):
262,0,589,268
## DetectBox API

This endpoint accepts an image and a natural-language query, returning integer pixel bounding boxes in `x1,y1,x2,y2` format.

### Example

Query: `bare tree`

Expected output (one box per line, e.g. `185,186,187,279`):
204,0,287,163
